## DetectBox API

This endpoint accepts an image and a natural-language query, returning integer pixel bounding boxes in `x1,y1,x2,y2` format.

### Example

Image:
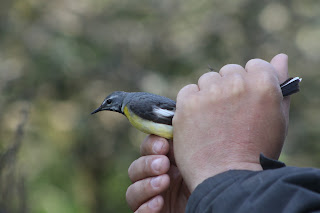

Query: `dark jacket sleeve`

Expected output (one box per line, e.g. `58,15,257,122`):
186,154,320,213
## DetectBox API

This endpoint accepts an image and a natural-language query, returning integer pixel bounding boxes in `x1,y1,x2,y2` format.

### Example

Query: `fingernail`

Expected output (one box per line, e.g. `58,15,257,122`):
150,176,162,188
148,196,161,209
152,141,163,154
151,158,163,173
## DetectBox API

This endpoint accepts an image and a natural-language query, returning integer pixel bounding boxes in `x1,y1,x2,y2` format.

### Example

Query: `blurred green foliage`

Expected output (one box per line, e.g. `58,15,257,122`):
0,0,319,212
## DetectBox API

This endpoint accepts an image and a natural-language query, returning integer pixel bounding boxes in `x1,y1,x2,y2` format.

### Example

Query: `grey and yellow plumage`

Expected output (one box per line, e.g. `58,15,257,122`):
91,77,301,139
91,92,176,139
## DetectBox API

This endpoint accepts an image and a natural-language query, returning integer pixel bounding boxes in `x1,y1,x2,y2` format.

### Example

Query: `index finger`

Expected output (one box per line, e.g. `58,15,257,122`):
140,135,170,156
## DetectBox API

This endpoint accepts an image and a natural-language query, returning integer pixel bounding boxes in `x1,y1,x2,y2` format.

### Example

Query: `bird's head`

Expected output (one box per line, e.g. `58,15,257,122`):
91,91,127,115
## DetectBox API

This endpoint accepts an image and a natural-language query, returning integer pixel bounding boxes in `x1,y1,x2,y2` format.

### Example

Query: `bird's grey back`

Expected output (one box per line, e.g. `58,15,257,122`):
123,92,176,125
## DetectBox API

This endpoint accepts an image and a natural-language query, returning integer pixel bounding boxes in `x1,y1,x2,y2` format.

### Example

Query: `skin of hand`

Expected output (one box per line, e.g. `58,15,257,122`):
126,53,290,212
173,53,290,191
126,135,190,213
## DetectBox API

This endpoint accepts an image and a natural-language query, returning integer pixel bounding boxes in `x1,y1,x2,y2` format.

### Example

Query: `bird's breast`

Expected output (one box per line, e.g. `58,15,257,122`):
123,106,173,139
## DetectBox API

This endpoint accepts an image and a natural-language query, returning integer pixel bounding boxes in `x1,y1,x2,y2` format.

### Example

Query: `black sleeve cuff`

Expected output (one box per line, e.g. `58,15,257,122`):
259,153,286,170
186,154,320,213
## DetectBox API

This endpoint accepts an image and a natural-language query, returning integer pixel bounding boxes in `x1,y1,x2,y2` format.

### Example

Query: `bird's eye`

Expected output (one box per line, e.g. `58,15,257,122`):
106,99,112,104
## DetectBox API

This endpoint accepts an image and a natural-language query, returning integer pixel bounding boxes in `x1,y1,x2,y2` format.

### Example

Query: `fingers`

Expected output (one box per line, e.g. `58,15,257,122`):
128,136,171,212
198,64,246,91
133,195,164,213
126,174,170,212
140,135,170,156
176,84,199,103
245,58,281,97
245,58,277,76
198,72,221,90
128,155,170,183
219,64,246,77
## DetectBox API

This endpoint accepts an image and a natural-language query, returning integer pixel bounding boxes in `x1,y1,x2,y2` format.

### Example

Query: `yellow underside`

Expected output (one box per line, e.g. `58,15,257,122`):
123,106,173,139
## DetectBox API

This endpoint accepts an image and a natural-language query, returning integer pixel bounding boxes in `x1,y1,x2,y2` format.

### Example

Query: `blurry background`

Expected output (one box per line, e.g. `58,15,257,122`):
0,0,319,212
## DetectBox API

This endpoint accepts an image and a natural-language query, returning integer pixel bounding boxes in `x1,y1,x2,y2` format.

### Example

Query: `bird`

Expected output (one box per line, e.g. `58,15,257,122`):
91,77,302,139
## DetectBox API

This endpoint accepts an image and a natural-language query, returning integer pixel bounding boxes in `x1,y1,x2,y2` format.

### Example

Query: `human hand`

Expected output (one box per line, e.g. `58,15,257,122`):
173,54,291,191
126,135,190,213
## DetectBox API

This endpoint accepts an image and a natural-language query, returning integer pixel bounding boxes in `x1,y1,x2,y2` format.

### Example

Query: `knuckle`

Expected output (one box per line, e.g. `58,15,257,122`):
177,84,198,100
245,58,270,72
208,84,221,97
245,58,262,69
219,64,244,75
254,74,282,105
257,71,278,93
230,74,246,95
219,64,231,72
177,84,189,97
198,72,219,85
198,72,210,84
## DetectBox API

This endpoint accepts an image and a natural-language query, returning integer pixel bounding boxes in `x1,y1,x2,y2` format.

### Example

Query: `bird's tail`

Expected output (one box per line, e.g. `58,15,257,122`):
281,77,302,97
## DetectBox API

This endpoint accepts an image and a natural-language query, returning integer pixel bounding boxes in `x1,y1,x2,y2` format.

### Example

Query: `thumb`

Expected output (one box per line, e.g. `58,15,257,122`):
270,53,289,84
270,53,290,132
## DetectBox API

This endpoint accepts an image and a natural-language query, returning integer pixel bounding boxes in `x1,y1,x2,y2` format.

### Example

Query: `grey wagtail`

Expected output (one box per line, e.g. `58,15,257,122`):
91,77,301,139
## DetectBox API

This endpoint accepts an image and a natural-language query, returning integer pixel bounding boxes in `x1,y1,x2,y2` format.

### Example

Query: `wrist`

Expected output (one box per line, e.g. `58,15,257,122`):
184,156,263,192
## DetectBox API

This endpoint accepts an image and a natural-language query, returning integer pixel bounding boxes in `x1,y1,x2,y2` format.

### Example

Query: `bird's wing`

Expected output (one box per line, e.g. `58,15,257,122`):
128,93,176,125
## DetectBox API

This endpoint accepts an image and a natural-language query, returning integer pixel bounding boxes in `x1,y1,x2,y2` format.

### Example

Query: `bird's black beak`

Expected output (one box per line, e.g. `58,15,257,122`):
91,106,102,115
